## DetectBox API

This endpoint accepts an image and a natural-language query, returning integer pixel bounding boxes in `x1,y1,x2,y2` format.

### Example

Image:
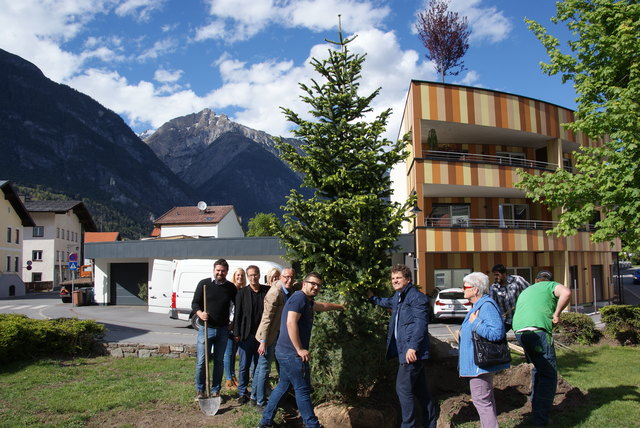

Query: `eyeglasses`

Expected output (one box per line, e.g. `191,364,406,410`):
304,280,321,288
463,285,475,290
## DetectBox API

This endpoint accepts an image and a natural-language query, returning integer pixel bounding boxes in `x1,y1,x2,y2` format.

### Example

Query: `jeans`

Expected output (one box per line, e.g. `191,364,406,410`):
195,325,228,393
260,353,320,428
252,342,276,406
396,360,437,428
515,330,557,425
237,338,260,398
224,335,238,380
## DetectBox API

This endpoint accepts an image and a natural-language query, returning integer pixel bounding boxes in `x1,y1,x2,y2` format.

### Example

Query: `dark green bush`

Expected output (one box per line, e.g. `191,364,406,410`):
600,305,640,345
0,314,106,363
556,312,600,345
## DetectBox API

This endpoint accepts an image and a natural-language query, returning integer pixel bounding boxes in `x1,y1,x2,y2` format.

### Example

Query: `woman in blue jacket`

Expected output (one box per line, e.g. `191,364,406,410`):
459,272,510,428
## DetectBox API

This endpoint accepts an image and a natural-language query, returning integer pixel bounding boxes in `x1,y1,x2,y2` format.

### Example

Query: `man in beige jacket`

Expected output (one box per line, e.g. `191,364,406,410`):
251,267,297,408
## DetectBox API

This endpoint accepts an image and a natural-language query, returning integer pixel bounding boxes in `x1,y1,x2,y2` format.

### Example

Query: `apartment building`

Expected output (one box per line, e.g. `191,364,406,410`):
391,81,619,307
22,200,96,287
0,181,35,297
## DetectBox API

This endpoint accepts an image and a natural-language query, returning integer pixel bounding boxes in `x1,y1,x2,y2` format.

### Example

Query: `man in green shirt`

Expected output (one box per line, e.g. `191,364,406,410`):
512,270,571,426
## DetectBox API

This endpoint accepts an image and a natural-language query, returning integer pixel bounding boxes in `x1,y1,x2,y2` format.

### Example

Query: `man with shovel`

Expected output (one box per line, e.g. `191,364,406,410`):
192,258,237,407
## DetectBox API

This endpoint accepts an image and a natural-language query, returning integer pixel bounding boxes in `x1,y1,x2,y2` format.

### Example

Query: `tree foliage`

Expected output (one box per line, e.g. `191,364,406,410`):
276,27,414,400
517,0,640,252
416,0,470,82
246,212,281,237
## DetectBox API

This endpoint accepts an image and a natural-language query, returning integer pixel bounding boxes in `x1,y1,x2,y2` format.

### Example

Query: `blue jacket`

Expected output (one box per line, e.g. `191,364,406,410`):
370,283,430,362
458,294,510,377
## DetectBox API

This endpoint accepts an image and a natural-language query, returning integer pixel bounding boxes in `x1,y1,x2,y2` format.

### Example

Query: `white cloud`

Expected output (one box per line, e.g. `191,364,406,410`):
114,0,165,21
154,68,183,83
196,0,390,42
455,70,481,86
137,38,178,61
448,0,512,43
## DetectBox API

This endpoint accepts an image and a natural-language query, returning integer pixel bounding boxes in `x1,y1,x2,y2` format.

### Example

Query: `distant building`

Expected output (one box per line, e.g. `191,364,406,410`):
152,205,244,238
0,180,35,297
391,81,619,307
22,200,96,287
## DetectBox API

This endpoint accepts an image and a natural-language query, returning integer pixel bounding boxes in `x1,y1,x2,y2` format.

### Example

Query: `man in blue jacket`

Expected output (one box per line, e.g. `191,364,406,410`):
368,264,437,428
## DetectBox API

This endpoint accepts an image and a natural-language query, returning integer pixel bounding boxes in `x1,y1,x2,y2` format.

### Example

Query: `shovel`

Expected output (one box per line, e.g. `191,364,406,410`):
198,284,221,416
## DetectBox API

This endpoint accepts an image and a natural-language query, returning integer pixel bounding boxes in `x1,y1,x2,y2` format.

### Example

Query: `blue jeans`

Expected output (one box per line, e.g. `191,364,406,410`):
260,353,320,428
515,330,557,425
252,342,276,406
224,335,238,381
195,325,228,393
396,360,437,428
238,338,260,398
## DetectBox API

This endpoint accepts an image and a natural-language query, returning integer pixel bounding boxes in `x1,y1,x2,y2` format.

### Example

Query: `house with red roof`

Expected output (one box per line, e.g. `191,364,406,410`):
152,204,244,239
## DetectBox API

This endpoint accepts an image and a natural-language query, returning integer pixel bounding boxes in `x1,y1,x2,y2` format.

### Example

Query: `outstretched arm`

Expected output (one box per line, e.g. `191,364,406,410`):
313,301,345,312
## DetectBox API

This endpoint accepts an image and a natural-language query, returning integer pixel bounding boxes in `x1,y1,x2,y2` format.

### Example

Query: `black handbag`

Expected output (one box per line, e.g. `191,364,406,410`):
471,305,512,368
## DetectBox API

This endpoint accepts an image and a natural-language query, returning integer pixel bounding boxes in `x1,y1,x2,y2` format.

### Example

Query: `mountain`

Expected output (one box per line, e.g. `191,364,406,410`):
145,109,308,223
0,48,196,236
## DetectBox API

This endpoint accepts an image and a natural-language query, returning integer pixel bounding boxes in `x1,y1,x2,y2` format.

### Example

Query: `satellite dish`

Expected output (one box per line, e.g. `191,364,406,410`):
197,201,207,211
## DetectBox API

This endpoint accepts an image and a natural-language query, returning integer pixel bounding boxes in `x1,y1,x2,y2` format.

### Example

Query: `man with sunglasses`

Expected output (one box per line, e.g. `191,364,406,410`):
259,272,344,428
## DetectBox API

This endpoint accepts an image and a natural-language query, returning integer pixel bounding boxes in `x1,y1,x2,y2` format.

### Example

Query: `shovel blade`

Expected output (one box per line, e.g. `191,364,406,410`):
198,396,221,416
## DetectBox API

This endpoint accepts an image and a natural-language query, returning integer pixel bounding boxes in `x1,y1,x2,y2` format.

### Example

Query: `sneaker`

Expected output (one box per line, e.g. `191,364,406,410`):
250,398,257,406
238,395,250,405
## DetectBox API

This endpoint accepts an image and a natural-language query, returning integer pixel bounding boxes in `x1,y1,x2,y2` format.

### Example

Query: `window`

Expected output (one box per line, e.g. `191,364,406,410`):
427,204,470,227
563,157,572,171
32,250,43,261
56,227,60,238
434,269,472,290
497,151,527,167
15,229,19,244
6,227,11,243
66,230,69,240
499,204,529,228
32,272,42,282
14,257,19,272
32,226,44,237
6,256,10,272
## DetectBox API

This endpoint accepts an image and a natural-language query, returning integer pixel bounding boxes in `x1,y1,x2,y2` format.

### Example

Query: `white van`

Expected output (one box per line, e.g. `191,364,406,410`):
160,259,284,328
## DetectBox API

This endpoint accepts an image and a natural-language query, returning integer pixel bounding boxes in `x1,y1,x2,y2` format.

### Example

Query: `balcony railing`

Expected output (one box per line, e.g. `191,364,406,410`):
420,150,559,171
424,217,597,232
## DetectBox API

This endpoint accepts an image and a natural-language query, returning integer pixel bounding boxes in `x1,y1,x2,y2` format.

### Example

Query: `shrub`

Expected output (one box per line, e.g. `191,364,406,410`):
600,305,640,345
0,314,105,363
556,312,600,345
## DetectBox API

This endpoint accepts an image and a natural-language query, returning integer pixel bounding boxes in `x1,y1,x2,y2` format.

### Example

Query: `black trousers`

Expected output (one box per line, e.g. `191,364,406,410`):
396,360,438,428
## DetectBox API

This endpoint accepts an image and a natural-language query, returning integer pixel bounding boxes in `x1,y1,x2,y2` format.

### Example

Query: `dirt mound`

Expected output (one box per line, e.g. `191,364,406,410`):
438,364,585,428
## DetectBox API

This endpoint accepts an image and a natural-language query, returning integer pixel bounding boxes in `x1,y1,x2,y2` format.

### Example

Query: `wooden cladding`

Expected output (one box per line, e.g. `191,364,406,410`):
419,159,543,187
421,228,617,253
416,82,590,145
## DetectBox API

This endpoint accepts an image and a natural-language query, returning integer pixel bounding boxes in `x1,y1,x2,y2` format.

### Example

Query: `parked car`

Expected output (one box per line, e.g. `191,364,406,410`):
430,287,472,321
633,269,640,284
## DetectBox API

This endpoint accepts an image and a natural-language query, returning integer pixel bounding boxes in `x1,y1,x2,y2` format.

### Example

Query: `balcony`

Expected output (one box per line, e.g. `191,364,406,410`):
420,150,559,171
425,217,597,232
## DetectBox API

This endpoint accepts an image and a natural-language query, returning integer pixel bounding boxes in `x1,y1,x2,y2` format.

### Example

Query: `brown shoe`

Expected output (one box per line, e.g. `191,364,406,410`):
194,391,205,402
226,379,236,389
232,376,239,386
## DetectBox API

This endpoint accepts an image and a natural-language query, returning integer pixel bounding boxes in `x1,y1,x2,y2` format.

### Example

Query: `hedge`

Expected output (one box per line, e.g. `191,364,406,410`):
0,314,106,363
600,305,640,345
556,312,600,345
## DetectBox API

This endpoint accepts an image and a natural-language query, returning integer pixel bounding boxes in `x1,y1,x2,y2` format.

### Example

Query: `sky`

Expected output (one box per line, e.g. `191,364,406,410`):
0,0,577,140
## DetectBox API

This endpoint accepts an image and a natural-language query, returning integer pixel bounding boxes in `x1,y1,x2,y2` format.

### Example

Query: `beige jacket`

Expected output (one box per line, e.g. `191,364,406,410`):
255,282,286,346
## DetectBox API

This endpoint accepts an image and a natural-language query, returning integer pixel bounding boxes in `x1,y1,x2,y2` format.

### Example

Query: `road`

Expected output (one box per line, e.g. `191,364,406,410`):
615,267,640,306
0,291,462,345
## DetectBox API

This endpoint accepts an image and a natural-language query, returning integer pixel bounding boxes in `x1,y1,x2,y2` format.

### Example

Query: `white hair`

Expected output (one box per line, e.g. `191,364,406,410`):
463,272,490,295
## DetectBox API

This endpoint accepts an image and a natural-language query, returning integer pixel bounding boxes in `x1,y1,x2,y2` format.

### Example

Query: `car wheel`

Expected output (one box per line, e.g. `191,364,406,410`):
190,315,201,331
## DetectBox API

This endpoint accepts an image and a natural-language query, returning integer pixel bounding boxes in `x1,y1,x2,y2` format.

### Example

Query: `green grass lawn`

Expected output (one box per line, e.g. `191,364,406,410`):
0,345,638,427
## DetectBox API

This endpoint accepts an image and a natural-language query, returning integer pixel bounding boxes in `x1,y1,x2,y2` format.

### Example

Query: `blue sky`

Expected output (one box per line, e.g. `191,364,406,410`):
0,0,576,139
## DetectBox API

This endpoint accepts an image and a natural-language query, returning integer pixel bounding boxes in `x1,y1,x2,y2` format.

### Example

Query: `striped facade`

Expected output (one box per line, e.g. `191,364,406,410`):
396,81,619,307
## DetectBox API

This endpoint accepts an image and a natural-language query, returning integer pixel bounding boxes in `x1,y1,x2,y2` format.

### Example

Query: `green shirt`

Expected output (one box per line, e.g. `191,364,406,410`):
512,281,559,334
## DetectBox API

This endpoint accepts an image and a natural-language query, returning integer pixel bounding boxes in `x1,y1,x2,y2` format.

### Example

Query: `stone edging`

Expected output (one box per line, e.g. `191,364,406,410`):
100,342,197,359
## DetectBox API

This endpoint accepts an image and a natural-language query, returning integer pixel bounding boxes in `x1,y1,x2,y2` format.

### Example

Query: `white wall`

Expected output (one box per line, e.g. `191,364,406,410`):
216,209,244,238
390,159,411,233
160,224,218,238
